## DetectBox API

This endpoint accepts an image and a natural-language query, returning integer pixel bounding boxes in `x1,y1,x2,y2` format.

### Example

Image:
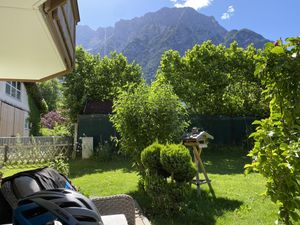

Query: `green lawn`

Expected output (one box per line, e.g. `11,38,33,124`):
69,160,138,197
2,148,278,225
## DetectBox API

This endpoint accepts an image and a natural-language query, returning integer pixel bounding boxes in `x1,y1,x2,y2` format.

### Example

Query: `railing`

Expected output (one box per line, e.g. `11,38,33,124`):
0,136,73,166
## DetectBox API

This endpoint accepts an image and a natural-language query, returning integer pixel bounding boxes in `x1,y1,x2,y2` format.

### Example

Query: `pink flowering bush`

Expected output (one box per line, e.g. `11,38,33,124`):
41,111,66,129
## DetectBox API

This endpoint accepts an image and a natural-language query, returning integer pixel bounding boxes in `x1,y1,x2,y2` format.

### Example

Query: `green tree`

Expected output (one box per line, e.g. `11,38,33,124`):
222,43,267,116
63,47,142,122
38,78,62,111
157,41,228,115
246,37,300,224
110,82,188,172
157,41,267,117
85,52,142,101
63,47,99,122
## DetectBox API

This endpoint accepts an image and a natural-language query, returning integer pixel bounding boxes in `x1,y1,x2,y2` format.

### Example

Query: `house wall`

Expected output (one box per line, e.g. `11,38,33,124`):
0,82,29,111
0,82,30,137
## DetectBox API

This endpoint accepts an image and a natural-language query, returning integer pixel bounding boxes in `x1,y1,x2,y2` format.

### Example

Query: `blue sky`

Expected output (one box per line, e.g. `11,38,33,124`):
78,0,300,41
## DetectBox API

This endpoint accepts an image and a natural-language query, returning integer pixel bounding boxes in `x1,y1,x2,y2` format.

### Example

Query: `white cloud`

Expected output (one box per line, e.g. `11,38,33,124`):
221,5,235,20
172,0,213,10
221,13,230,20
228,5,235,13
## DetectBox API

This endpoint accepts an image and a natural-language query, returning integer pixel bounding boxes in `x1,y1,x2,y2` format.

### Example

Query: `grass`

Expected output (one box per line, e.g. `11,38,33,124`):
2,147,278,225
69,160,138,197
131,147,278,225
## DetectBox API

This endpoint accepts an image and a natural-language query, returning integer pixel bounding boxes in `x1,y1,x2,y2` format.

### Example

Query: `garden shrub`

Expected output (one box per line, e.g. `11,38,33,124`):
40,125,70,136
144,173,190,215
40,111,70,136
173,164,197,183
41,111,66,129
160,144,196,182
49,153,69,176
141,143,196,215
141,142,169,177
110,82,188,174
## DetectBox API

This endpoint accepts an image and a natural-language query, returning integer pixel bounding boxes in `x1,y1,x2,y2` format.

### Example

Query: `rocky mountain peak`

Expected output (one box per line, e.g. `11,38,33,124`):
76,7,269,81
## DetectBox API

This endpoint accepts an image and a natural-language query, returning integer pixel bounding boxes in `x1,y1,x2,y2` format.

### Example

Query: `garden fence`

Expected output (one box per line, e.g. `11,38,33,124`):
77,114,259,148
0,136,73,166
77,114,116,149
190,115,258,146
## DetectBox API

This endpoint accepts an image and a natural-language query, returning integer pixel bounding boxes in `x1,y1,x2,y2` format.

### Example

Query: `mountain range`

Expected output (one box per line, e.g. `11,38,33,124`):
76,7,270,81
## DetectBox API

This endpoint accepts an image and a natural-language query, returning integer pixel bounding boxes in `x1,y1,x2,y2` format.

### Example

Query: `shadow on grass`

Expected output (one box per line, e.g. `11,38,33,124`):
129,189,242,225
69,159,136,179
199,147,251,175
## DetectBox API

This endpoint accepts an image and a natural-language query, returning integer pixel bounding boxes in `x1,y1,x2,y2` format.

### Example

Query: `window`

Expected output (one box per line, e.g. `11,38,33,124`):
25,117,30,130
5,81,21,100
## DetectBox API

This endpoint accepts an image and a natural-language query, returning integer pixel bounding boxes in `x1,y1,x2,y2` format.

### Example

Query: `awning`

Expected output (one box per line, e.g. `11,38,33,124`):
0,0,80,82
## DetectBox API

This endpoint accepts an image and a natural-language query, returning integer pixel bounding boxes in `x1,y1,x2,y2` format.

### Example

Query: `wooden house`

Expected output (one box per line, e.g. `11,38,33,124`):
0,0,80,136
0,82,31,137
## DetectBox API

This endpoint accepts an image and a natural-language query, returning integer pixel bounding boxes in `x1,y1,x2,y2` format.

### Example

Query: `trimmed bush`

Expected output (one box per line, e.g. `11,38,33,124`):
141,142,170,177
160,144,196,182
173,163,197,183
144,173,190,215
141,142,196,215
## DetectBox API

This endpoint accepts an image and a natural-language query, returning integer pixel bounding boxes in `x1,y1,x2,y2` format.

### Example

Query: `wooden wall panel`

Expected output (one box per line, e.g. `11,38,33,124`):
0,102,2,136
0,102,14,137
0,102,26,137
13,108,25,136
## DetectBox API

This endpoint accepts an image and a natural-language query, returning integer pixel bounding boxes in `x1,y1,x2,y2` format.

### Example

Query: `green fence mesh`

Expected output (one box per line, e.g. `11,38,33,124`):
190,115,258,145
77,114,115,149
77,114,259,148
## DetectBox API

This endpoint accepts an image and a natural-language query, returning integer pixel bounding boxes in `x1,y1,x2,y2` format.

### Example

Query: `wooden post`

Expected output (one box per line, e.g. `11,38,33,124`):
194,145,216,199
192,146,201,196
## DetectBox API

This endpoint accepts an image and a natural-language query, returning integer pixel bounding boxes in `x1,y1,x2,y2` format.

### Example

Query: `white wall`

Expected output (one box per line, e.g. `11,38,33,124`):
0,81,30,112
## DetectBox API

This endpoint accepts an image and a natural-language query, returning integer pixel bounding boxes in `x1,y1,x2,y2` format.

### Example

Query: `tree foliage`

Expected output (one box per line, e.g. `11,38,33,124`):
25,83,48,113
63,47,142,122
24,83,48,136
38,78,62,111
246,37,300,224
110,82,188,170
157,41,267,117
